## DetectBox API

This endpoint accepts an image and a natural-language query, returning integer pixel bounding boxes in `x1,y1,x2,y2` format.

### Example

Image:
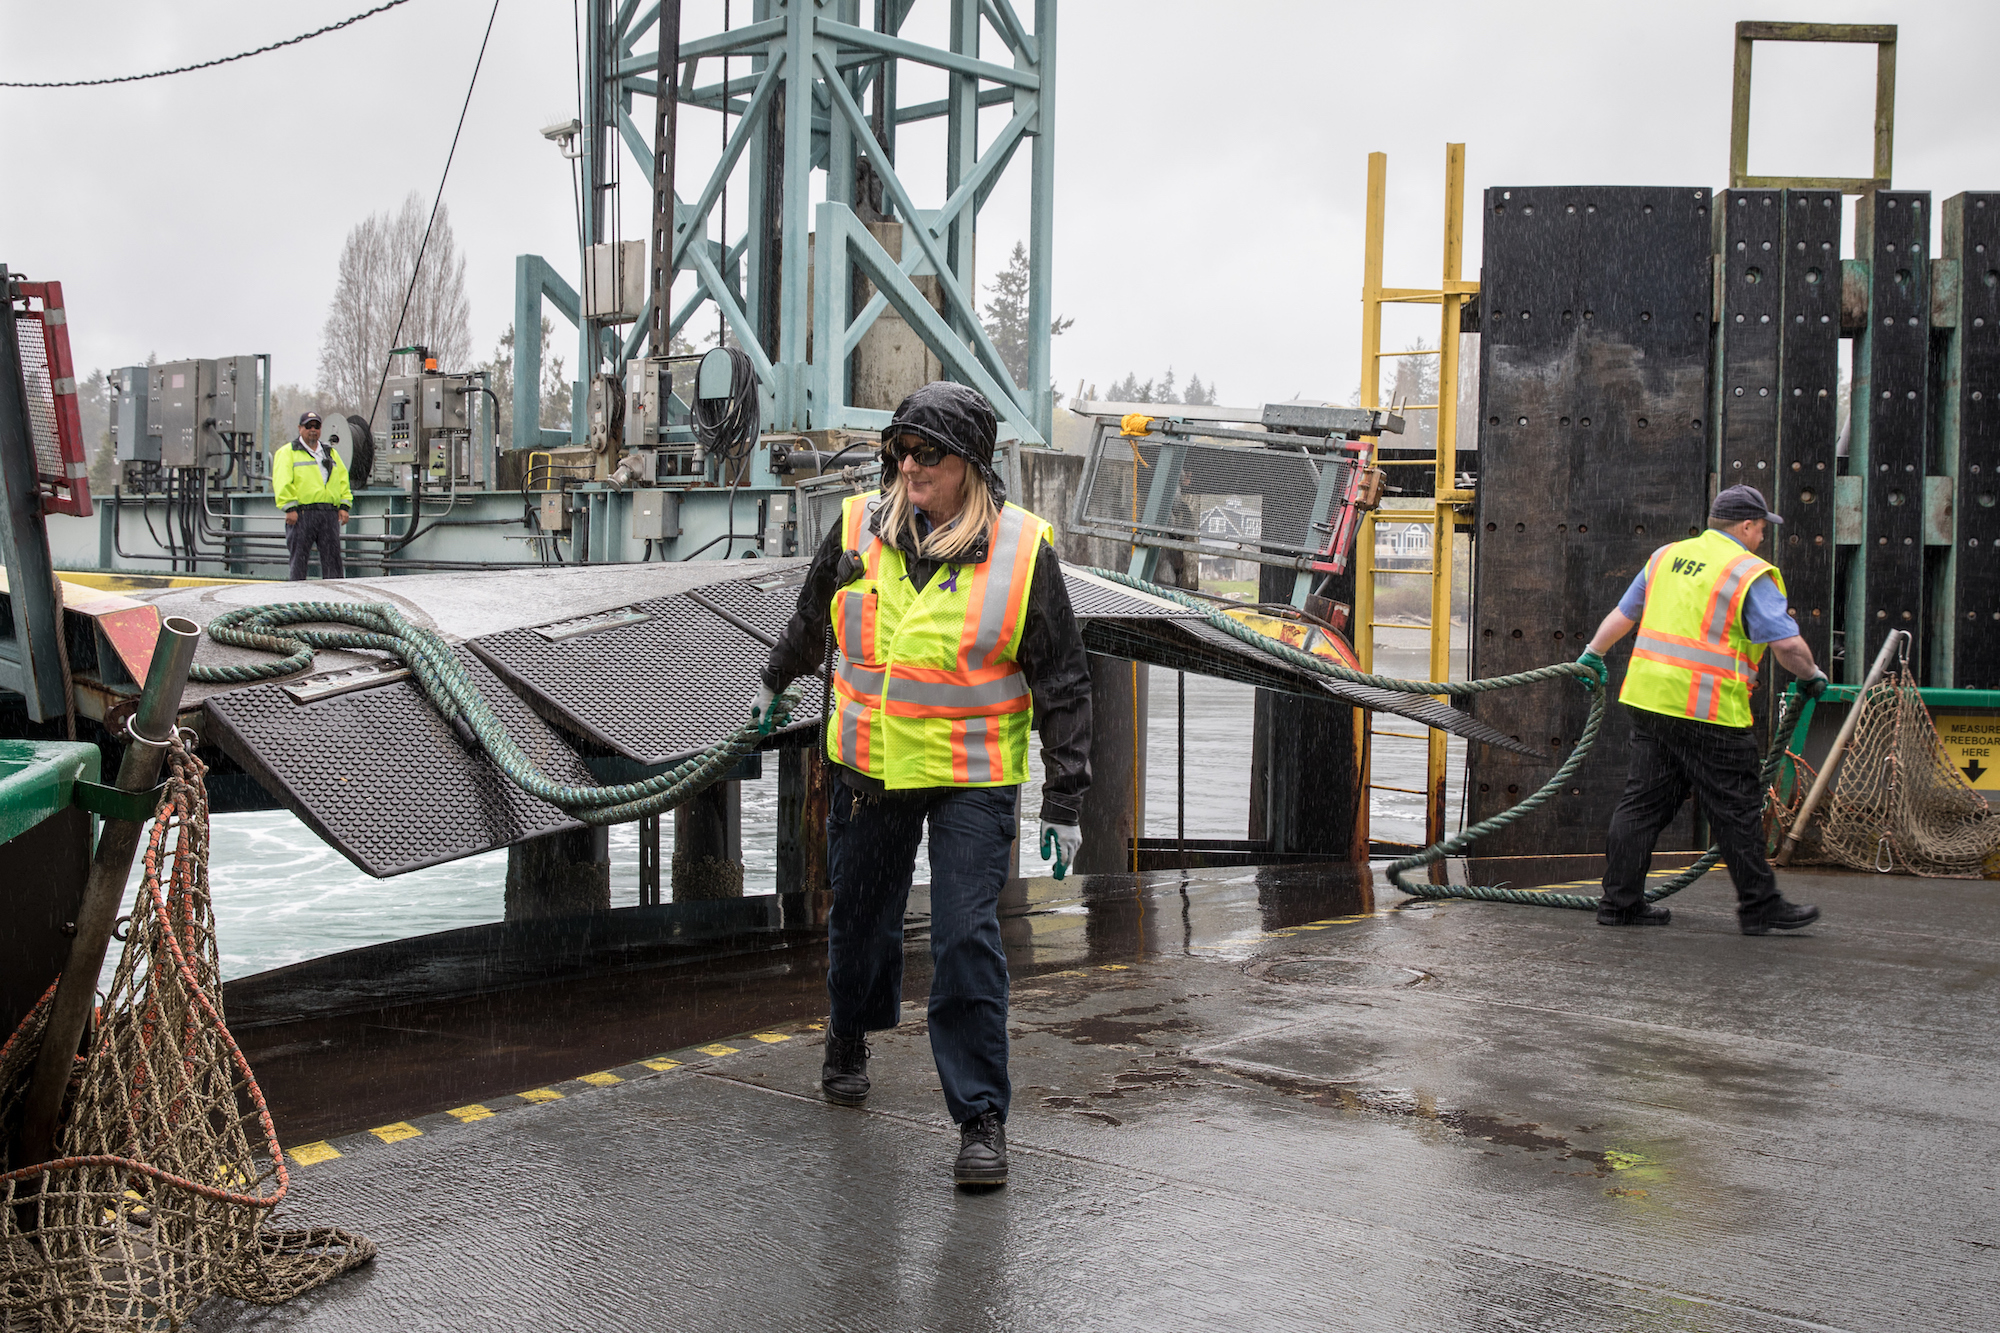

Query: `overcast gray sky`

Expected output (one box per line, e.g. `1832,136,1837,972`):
6,1,1997,411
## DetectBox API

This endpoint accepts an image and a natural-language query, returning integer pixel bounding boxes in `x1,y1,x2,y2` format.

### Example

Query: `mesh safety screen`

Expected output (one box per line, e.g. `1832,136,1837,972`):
13,313,64,483
1071,420,1347,560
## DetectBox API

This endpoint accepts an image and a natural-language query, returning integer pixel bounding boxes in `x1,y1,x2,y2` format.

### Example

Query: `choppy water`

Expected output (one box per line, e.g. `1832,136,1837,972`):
119,641,1464,981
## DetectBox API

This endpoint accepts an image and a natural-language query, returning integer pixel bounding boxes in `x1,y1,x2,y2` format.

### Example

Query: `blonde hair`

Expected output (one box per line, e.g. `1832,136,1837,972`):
878,465,999,561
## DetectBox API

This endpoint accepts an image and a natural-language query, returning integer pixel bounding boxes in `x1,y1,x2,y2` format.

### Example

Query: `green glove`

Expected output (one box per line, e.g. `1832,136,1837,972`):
1575,648,1608,693
1800,669,1830,701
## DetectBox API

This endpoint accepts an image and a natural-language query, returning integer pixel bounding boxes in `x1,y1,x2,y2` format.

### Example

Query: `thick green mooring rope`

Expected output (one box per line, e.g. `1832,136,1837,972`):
188,603,800,826
1082,567,1801,911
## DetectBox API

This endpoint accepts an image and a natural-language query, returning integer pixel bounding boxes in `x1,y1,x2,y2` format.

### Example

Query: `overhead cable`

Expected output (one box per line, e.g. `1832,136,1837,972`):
0,0,416,88
368,0,503,433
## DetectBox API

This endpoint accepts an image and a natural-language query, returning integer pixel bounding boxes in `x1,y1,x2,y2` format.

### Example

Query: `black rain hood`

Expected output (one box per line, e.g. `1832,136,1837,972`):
883,381,1005,505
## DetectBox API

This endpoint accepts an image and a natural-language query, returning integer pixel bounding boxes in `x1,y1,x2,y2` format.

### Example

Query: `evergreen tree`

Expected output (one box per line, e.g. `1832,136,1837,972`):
980,241,1073,387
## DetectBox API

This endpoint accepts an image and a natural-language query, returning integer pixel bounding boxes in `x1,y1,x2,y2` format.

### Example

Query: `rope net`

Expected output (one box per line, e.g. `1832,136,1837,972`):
0,737,373,1329
1779,666,2000,879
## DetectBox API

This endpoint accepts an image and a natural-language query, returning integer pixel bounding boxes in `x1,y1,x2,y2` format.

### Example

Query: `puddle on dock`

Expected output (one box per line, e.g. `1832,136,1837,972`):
225,861,1373,1143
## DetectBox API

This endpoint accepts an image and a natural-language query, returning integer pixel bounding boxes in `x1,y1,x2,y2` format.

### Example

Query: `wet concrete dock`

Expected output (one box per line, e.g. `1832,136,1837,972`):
201,865,1998,1331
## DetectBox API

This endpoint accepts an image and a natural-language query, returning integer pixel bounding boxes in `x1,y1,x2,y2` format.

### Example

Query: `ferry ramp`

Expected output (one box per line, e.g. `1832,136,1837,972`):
197,863,1999,1332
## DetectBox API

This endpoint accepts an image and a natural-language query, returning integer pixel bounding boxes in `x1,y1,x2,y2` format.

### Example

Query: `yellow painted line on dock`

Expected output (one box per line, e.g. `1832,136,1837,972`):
518,1088,564,1103
577,1071,623,1086
643,1058,683,1071
696,1043,740,1058
805,1022,825,1031
748,1032,791,1044
1099,964,1130,971
446,1104,494,1122
1047,969,1088,978
288,1141,341,1166
369,1122,422,1144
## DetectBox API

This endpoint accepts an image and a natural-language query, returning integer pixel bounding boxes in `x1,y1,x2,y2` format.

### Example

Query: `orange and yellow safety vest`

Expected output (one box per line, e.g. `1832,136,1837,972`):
1620,528,1786,728
827,491,1051,788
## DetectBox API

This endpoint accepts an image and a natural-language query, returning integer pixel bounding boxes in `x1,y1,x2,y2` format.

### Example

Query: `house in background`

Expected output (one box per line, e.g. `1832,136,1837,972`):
1197,496,1261,583
1374,519,1431,571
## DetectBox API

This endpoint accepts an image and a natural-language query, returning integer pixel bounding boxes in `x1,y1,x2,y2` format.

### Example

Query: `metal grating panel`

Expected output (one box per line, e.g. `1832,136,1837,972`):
204,649,593,878
1082,617,1541,758
1059,569,1197,620
1070,420,1345,559
469,580,828,766
12,314,63,482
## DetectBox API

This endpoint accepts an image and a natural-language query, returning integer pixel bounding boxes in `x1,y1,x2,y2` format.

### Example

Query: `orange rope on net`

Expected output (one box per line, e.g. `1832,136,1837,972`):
1,735,373,1328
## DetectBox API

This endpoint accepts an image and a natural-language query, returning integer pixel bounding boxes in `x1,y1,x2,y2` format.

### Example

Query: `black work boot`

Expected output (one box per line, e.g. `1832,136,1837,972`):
954,1111,1007,1187
821,1028,870,1106
1597,902,1672,927
1742,901,1820,936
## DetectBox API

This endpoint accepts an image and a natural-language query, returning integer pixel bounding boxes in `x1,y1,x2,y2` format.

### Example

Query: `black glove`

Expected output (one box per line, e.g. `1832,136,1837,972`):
1800,669,1830,701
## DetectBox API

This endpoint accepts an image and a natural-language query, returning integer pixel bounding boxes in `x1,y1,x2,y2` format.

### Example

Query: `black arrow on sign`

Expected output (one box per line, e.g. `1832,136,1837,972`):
1964,759,1988,784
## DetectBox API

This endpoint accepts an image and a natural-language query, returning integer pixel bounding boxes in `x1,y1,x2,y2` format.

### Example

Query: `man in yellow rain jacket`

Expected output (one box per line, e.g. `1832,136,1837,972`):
1576,485,1829,935
272,411,352,580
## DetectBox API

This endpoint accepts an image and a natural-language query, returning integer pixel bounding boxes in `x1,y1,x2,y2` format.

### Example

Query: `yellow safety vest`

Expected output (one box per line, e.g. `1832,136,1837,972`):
272,440,354,510
826,491,1051,788
1620,528,1786,728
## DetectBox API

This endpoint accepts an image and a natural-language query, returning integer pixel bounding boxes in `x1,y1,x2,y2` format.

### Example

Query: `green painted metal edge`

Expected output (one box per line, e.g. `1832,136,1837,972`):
71,779,168,824
0,739,101,846
1782,684,2000,707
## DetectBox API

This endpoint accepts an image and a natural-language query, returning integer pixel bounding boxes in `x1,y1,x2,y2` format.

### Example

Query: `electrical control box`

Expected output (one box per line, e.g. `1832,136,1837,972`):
538,491,571,531
631,489,680,541
584,240,647,322
764,491,792,554
112,365,155,462
377,376,421,466
422,375,471,431
623,354,701,453
372,371,483,483
148,359,215,467
210,355,260,437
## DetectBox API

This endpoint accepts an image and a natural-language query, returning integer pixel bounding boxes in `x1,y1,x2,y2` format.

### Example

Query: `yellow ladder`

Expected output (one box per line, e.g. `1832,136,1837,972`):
1353,145,1478,851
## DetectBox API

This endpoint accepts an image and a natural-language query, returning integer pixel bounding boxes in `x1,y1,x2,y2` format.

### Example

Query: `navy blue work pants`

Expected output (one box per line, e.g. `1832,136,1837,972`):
1601,706,1781,923
825,780,1017,1126
286,507,344,581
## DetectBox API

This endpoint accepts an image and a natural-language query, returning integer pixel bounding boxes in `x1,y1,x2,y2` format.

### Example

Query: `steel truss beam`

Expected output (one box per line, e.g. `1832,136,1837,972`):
515,0,1056,446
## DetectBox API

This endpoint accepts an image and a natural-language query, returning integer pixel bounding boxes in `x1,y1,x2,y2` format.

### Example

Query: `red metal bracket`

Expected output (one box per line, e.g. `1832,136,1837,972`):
10,279,93,517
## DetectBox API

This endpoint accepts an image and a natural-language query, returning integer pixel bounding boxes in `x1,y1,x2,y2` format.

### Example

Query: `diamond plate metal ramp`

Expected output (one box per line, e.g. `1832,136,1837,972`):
203,649,594,878
467,573,828,766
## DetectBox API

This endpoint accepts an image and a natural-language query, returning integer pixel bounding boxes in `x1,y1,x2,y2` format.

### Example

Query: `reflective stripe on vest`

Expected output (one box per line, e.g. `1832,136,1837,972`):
1618,529,1785,727
824,491,1049,787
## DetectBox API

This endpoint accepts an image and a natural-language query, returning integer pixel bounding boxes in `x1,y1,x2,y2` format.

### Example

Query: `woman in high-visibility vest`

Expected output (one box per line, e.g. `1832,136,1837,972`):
1575,484,1829,934
753,382,1092,1188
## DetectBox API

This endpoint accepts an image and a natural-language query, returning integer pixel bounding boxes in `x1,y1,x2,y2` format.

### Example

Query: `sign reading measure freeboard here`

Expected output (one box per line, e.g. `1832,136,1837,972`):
1934,714,2000,790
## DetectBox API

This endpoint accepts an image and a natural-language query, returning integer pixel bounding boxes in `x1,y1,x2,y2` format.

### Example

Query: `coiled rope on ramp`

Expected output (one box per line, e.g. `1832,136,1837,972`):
188,602,801,826
187,580,1797,905
1081,566,1801,910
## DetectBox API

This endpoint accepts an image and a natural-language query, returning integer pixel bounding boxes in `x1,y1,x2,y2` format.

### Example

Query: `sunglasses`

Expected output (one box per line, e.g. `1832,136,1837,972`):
884,437,949,468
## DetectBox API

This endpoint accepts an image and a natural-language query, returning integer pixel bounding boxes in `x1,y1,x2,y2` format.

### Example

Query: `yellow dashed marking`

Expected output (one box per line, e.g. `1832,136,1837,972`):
369,1122,422,1144
288,1141,341,1166
748,1032,791,1044
1098,964,1129,971
642,1058,682,1071
577,1071,623,1086
1290,924,1328,931
447,1104,494,1122
697,1043,740,1058
1048,969,1087,977
519,1088,564,1103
